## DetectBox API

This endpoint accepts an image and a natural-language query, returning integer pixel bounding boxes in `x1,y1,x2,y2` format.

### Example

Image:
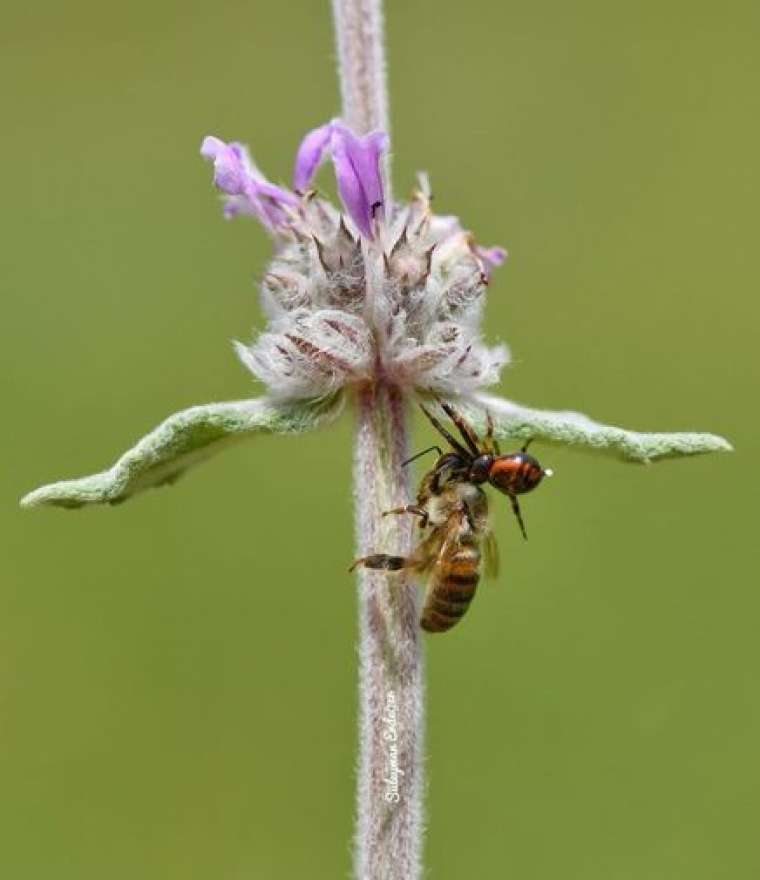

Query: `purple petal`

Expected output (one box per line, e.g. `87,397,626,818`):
330,123,388,238
250,181,299,228
330,136,371,237
336,125,387,213
255,180,299,208
200,136,248,195
293,123,334,192
222,198,245,219
475,245,508,272
201,134,299,231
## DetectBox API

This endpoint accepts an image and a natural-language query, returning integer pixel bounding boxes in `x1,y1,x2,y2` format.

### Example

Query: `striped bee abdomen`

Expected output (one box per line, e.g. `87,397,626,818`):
420,542,480,633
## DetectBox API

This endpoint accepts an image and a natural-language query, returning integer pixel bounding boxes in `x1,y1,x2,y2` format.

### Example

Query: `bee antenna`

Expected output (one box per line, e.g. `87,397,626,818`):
402,445,442,467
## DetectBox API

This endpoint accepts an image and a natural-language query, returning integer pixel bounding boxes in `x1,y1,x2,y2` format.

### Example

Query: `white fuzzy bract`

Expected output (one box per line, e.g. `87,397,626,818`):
235,181,509,399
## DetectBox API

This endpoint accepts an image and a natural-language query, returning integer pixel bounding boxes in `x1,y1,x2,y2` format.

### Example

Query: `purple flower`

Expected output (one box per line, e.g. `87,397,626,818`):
200,137,249,195
292,123,333,193
474,245,508,275
203,121,388,240
201,135,298,231
330,124,387,238
293,121,388,239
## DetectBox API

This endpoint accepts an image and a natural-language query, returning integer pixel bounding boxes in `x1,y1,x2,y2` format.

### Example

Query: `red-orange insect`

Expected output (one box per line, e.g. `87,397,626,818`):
351,400,553,632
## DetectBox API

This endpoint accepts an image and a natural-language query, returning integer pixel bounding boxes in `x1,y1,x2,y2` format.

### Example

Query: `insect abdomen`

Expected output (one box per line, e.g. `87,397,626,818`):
420,544,480,633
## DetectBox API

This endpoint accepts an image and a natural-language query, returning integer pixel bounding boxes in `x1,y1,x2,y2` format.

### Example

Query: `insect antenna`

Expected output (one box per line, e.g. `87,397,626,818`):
509,494,529,541
419,405,472,460
402,445,442,468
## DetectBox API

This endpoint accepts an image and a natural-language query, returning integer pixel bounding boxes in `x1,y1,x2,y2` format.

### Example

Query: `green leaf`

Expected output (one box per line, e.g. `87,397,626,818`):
21,394,343,509
447,393,732,463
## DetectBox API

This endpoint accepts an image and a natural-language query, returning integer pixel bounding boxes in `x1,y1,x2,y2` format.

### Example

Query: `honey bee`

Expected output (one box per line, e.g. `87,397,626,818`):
350,400,553,633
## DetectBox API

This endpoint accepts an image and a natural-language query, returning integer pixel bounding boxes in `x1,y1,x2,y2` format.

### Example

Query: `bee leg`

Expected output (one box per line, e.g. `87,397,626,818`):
382,505,429,528
508,494,528,541
348,554,415,574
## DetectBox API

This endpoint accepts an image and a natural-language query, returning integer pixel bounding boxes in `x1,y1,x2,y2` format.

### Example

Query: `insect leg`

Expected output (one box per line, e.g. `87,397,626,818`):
348,554,416,574
419,405,471,460
484,408,501,455
508,494,529,541
438,400,481,456
383,505,429,528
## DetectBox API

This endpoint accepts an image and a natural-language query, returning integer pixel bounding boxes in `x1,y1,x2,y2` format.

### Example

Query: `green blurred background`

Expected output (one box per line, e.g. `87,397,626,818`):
2,0,758,877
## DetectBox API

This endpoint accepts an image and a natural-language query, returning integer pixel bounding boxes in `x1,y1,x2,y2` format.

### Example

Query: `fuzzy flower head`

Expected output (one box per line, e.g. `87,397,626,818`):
201,120,509,400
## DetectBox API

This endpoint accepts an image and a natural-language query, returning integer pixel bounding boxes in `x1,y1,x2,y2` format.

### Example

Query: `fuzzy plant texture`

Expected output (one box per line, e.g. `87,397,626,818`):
22,120,730,511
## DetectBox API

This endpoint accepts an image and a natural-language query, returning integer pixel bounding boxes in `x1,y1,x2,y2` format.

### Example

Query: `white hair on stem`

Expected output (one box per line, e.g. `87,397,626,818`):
331,0,389,137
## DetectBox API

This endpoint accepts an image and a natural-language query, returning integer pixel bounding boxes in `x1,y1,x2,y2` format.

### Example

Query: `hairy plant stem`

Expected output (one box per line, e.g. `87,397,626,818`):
353,383,423,880
333,1,423,875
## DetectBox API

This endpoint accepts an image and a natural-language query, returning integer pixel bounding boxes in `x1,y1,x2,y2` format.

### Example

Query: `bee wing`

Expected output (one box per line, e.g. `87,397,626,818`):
411,527,448,574
412,509,466,574
427,509,471,576
483,529,500,581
